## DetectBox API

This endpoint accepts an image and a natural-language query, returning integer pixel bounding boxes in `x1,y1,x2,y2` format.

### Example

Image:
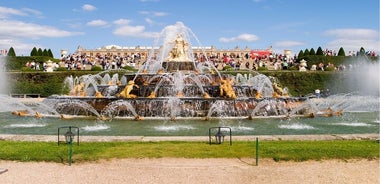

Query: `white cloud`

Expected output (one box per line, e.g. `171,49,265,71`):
82,4,97,11
0,6,27,18
273,41,305,48
113,19,132,25
139,11,169,17
324,28,378,39
86,19,108,27
113,24,158,38
22,8,42,17
324,28,380,52
219,33,259,43
0,20,83,39
139,11,149,15
145,18,154,25
152,11,169,17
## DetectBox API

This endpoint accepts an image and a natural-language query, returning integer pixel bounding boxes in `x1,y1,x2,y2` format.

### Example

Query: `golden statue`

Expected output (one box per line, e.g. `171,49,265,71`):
203,92,211,98
70,83,85,96
35,112,43,118
12,110,30,116
157,68,164,74
165,33,191,62
134,115,143,121
177,91,184,97
147,92,156,98
118,80,139,98
272,82,287,96
60,114,73,120
307,107,343,118
272,92,280,98
219,78,236,99
95,91,103,98
255,92,263,99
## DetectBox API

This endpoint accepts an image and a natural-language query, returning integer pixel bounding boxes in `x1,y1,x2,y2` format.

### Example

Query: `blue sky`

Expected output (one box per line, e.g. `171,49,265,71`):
0,0,379,58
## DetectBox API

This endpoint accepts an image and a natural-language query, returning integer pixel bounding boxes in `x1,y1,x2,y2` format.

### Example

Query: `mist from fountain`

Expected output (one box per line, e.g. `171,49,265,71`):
43,98,101,118
0,55,36,114
101,99,138,119
0,56,9,95
342,56,380,96
246,74,274,97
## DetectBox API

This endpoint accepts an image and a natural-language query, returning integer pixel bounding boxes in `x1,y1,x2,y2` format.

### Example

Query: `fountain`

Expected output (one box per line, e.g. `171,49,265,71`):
0,22,378,137
42,22,310,121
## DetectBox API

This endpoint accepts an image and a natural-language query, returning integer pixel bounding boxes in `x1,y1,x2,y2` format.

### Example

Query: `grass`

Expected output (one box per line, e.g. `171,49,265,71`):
0,140,378,163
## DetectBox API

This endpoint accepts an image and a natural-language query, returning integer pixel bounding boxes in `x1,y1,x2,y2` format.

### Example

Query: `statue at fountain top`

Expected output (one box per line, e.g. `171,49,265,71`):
165,33,191,62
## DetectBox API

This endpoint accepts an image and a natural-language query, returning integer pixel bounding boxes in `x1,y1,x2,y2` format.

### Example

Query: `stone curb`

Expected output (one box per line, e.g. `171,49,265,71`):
0,134,378,142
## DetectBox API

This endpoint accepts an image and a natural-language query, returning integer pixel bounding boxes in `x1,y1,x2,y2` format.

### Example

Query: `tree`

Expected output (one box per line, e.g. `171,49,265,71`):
42,49,48,56
30,47,38,56
337,47,346,56
297,50,304,58
316,47,324,55
37,48,43,56
303,49,310,56
47,49,54,58
309,48,316,55
7,47,16,56
359,47,366,55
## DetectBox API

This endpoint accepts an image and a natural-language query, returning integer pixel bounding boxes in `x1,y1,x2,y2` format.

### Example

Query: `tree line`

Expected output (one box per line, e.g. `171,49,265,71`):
6,47,54,58
297,46,369,58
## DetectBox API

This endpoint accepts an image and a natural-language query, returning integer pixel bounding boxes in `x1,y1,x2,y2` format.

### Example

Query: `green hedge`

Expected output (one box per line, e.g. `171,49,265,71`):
7,71,97,97
6,70,341,97
297,55,378,67
5,56,60,71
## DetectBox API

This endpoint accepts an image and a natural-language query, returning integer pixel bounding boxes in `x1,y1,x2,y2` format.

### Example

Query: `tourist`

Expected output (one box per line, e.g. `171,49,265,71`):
315,89,321,98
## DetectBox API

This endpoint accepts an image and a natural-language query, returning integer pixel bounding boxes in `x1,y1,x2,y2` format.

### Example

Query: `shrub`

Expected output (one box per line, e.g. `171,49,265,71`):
325,66,335,71
91,66,102,71
288,66,298,70
56,67,68,71
223,65,233,71
122,65,138,72
20,67,33,71
257,66,268,71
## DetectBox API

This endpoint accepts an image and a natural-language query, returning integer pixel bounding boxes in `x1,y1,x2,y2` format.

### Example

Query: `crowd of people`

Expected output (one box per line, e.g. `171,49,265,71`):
24,49,377,73
59,53,140,70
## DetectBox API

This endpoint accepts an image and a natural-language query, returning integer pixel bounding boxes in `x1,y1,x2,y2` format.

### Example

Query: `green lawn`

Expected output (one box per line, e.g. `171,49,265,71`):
0,140,378,164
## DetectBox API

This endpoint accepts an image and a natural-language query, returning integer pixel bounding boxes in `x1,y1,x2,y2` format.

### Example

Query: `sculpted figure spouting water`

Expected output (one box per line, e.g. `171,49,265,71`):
118,80,139,98
219,78,237,99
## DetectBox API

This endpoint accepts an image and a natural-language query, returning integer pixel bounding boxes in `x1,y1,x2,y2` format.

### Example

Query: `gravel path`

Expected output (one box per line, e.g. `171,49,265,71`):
0,133,379,184
0,158,378,184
